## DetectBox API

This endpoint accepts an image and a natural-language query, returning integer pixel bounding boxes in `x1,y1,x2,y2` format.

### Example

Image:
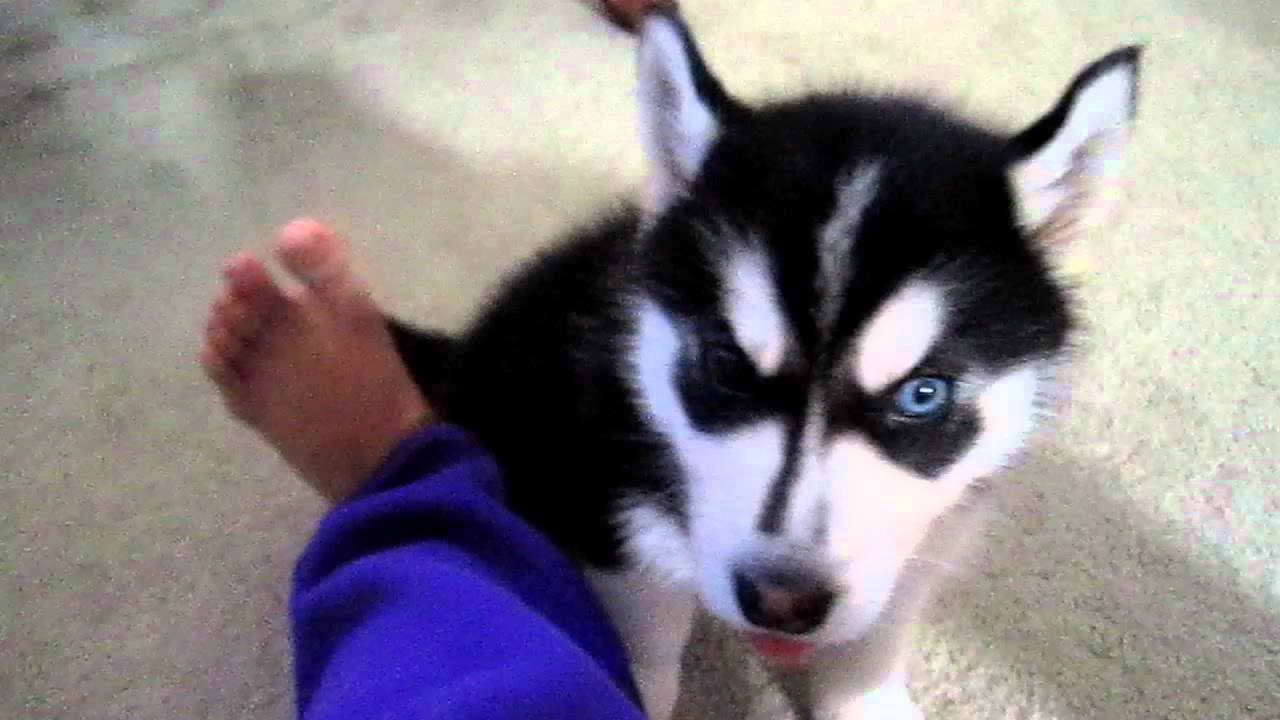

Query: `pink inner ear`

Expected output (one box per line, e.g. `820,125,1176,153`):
1012,125,1131,246
636,9,722,215
1009,49,1138,240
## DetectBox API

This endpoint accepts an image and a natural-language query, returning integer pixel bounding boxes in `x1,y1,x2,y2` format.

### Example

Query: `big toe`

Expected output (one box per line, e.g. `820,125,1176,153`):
275,218,376,316
220,251,284,336
224,251,282,305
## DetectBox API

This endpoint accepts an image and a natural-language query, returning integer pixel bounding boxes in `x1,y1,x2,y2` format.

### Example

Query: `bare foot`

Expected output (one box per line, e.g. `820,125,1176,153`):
200,219,431,502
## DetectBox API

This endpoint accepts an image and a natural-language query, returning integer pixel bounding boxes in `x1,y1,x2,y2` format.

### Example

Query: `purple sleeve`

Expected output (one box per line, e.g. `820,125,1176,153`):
290,424,644,720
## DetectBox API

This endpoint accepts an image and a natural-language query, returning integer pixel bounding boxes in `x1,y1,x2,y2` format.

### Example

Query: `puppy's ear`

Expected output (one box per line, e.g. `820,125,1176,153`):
1008,47,1141,237
635,7,741,214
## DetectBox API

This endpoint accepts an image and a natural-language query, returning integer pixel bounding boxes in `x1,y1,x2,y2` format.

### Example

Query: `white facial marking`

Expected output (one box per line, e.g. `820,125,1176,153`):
944,365,1042,479
629,300,690,461
1013,62,1136,228
637,15,719,213
818,162,881,333
723,251,790,375
684,421,787,626
853,282,946,393
616,504,697,586
627,300,788,626
791,362,1046,642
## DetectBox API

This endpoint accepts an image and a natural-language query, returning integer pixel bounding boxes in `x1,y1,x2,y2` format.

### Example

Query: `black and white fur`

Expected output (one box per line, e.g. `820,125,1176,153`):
390,8,1140,719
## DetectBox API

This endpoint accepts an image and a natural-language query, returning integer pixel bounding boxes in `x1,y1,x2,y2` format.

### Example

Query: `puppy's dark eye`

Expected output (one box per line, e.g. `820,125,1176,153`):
701,339,756,394
892,376,952,419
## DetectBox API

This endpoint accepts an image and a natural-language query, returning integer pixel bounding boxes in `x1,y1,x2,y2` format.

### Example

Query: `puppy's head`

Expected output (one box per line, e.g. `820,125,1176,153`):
622,7,1139,657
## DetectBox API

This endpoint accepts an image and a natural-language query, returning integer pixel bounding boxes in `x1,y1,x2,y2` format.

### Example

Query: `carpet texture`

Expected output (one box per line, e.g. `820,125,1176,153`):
4,1,1278,718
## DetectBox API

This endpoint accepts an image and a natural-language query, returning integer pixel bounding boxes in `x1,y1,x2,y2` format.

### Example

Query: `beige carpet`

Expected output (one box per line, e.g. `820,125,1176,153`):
4,1,1278,718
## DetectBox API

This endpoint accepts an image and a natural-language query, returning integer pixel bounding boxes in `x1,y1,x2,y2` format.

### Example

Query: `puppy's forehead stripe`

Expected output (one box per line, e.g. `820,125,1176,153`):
853,281,946,393
757,393,828,534
722,249,790,375
817,162,881,335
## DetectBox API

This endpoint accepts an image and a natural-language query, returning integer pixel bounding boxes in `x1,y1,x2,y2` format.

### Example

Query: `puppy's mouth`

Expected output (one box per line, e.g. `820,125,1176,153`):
742,630,817,666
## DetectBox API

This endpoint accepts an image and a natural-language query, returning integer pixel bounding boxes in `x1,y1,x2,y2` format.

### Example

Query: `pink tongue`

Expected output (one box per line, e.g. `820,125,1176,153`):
744,632,815,665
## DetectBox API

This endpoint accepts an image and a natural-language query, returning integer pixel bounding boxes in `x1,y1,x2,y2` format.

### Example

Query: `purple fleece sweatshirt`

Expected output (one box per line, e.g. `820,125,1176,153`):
290,424,645,720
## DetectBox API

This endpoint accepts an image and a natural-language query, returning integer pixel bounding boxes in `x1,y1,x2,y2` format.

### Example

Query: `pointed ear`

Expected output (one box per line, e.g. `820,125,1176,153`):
1009,47,1141,236
635,7,740,214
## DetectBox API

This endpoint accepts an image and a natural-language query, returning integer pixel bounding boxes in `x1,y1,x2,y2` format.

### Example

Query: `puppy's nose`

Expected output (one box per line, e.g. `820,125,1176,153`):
732,568,835,635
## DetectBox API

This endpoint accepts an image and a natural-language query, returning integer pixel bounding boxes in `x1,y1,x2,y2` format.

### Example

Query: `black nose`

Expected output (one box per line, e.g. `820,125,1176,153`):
732,568,836,635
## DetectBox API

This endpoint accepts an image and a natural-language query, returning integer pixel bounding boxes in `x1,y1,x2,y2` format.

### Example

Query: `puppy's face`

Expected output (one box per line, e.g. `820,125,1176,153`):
620,9,1137,658
626,177,1062,650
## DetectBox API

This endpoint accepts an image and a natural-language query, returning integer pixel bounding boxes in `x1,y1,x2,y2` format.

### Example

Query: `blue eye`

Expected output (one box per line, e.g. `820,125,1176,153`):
893,376,952,418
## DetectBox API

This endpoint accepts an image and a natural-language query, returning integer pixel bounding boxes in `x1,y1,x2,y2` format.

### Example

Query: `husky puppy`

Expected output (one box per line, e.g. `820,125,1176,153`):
389,7,1139,719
